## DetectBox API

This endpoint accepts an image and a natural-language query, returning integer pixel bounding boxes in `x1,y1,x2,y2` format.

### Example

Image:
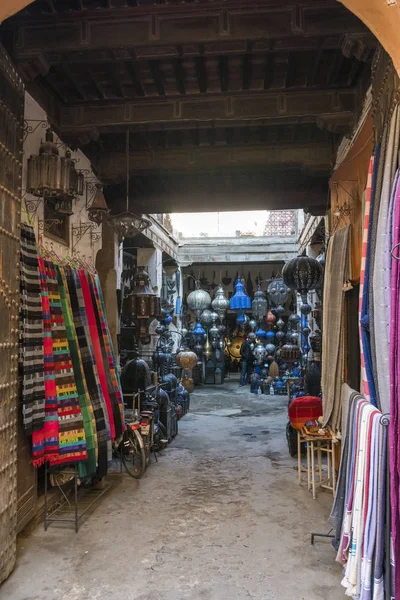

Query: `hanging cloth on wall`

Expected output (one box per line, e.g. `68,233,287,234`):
79,270,117,441
94,274,125,431
368,123,389,408
321,225,350,431
389,170,400,599
42,260,87,466
65,267,111,475
88,273,123,439
57,266,97,476
372,105,400,413
31,256,58,465
19,224,45,434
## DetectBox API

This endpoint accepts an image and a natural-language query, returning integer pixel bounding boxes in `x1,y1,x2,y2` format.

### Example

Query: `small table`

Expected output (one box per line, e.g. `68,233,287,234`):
297,429,337,500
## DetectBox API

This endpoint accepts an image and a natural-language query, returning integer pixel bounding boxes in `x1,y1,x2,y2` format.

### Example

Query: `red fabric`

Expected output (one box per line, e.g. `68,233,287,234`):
79,270,116,440
288,396,323,431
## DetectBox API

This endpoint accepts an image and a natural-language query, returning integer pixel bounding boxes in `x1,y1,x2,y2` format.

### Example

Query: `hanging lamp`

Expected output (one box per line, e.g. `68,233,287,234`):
110,129,151,240
252,283,267,323
88,183,110,225
230,278,251,324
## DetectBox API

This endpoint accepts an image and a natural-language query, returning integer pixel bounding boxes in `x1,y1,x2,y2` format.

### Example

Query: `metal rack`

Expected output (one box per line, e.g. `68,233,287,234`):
44,462,113,533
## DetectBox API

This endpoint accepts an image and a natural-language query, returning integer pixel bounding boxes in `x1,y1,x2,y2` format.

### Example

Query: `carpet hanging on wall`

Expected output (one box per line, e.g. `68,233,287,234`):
321,224,350,431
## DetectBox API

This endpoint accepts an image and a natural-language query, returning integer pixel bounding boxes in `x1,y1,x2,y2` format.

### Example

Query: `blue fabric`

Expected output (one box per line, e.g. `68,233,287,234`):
360,143,380,407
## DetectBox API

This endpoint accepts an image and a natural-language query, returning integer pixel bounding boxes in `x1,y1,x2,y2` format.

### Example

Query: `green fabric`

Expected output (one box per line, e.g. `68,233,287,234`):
57,267,97,477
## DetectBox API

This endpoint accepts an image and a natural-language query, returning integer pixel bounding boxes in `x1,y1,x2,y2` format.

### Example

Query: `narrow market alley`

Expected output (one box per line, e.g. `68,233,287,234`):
1,379,342,600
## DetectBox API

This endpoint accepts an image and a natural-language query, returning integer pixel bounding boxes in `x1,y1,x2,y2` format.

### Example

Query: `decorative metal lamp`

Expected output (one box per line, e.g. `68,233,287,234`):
200,309,213,329
211,285,229,320
110,129,151,240
122,267,161,343
27,129,62,197
192,320,206,342
27,130,83,213
282,256,324,303
252,284,267,323
267,278,290,314
187,284,212,319
88,184,110,225
230,278,251,324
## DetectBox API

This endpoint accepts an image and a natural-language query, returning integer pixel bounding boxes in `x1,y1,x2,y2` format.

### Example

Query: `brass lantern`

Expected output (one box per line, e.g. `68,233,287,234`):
122,267,161,343
27,129,62,197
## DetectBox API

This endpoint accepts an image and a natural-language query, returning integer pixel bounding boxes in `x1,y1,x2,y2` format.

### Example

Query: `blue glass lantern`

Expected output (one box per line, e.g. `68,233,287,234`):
193,320,206,342
256,327,267,339
266,330,275,342
230,279,251,324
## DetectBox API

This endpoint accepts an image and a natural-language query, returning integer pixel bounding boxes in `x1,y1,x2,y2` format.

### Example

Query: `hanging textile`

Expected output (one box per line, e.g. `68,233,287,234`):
333,393,386,598
372,104,400,413
42,260,87,466
360,144,380,408
93,274,124,431
390,168,400,598
31,256,58,466
359,157,374,401
64,266,111,476
321,225,350,431
57,266,97,476
19,224,45,434
369,124,389,408
87,273,123,439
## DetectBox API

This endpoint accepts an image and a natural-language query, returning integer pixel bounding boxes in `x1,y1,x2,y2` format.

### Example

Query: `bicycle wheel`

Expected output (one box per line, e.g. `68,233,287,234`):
154,422,168,452
121,426,146,479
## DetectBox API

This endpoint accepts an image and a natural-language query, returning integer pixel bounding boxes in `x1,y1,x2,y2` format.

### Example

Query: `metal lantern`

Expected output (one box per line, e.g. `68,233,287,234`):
187,286,212,319
253,342,267,364
309,329,322,353
267,278,290,310
211,285,229,320
88,184,110,225
110,129,151,240
54,198,74,216
176,349,198,370
210,311,220,324
265,310,276,329
265,343,276,356
200,309,213,329
27,129,62,197
282,256,324,302
111,212,151,241
122,267,161,343
248,319,257,332
192,320,206,341
288,314,301,329
27,130,83,204
252,284,267,322
209,323,219,342
230,278,251,323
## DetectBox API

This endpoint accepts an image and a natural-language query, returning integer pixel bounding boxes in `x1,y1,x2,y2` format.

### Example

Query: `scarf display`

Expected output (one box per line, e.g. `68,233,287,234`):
19,224,45,434
332,390,387,598
321,224,350,431
372,106,400,414
19,224,124,475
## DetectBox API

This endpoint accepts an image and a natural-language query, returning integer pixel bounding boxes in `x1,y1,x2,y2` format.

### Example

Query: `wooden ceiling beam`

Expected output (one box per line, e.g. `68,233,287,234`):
59,88,356,135
91,141,333,183
103,168,328,213
7,3,368,57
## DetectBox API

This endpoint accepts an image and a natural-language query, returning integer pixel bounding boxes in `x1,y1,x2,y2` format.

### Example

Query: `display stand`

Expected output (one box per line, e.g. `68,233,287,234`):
44,462,112,533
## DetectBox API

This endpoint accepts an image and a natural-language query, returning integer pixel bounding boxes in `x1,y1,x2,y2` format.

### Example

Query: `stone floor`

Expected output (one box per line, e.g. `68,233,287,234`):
1,377,344,600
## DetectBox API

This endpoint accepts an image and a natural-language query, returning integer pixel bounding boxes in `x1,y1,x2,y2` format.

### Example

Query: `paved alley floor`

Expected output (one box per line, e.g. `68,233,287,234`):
1,377,344,600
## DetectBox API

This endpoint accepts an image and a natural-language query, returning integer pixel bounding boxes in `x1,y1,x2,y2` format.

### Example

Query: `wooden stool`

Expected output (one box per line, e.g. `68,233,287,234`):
297,430,337,500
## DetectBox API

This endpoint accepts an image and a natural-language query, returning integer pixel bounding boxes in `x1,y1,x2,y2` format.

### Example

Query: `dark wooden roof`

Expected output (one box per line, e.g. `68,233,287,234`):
1,0,375,213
